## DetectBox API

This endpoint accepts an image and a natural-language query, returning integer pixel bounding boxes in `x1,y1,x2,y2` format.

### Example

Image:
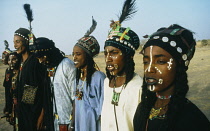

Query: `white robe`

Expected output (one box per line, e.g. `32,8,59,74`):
51,58,76,131
101,73,143,131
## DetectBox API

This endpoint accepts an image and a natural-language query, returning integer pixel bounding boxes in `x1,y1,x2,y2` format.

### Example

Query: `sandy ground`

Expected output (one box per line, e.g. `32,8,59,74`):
0,47,209,130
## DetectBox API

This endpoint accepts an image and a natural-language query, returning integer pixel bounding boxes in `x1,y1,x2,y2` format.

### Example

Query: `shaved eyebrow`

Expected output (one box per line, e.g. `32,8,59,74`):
104,49,120,53
143,54,167,58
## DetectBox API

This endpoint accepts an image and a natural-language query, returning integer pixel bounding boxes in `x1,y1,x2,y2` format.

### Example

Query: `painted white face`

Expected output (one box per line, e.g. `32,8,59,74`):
143,46,176,92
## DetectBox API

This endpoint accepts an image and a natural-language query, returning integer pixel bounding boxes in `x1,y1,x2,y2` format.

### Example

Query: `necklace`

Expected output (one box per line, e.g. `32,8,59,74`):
156,92,172,99
149,104,168,120
116,75,126,77
75,78,86,100
111,85,125,106
47,67,55,77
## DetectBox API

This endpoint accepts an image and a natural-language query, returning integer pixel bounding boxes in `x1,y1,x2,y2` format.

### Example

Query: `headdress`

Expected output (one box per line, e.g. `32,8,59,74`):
3,40,12,54
14,4,35,51
14,28,31,41
105,0,140,56
32,37,56,58
75,17,100,58
142,24,196,70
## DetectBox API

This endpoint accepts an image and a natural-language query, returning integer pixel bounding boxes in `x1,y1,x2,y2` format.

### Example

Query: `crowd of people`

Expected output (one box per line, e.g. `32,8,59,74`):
1,0,210,131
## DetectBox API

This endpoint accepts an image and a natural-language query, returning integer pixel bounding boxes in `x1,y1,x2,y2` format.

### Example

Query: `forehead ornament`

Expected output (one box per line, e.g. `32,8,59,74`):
152,35,189,67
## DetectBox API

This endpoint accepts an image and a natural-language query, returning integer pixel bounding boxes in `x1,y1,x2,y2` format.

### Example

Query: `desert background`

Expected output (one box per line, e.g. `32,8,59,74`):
0,45,210,130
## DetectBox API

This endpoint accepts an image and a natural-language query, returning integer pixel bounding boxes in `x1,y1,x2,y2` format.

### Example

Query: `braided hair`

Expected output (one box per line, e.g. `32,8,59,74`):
76,52,97,88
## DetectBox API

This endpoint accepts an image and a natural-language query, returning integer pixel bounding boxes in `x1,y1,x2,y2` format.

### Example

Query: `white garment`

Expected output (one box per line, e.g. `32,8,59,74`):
51,58,76,131
101,73,142,131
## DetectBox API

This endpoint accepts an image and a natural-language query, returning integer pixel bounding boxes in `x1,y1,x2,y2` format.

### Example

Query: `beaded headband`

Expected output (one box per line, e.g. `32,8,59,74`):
14,33,29,41
150,35,192,66
143,27,196,67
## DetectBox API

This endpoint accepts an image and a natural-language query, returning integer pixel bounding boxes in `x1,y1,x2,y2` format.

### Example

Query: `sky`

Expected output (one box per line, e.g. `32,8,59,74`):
1,0,210,55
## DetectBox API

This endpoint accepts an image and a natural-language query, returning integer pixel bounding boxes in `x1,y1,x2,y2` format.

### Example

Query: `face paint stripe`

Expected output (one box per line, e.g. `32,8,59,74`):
148,46,153,72
155,67,162,74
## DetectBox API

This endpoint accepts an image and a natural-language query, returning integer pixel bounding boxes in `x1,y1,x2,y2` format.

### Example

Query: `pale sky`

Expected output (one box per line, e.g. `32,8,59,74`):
1,0,210,55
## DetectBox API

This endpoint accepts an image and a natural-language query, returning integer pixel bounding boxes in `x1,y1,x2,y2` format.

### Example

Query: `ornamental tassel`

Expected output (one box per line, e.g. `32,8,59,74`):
4,40,9,50
84,16,97,37
110,0,137,30
118,0,137,24
23,4,34,50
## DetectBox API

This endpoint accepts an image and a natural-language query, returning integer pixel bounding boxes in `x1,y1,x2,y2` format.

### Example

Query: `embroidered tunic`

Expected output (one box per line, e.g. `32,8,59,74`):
101,73,142,131
74,71,106,131
52,58,76,131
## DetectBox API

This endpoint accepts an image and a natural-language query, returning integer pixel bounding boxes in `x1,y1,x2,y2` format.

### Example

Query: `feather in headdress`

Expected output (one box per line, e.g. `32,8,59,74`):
118,0,137,24
4,40,9,50
84,16,97,37
23,4,33,22
23,3,35,50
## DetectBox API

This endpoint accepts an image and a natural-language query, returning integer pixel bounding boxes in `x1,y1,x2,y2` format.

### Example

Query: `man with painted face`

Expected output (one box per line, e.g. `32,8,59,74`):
13,28,49,130
101,0,143,130
1,43,13,122
7,52,21,129
32,37,76,131
133,24,210,130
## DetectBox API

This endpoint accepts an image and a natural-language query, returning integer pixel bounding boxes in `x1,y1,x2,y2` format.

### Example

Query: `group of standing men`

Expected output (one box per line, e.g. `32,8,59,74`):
2,27,76,131
2,0,210,131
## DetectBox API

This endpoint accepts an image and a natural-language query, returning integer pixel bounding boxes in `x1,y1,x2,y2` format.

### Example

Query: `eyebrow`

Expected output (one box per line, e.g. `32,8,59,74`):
143,54,166,58
104,49,120,53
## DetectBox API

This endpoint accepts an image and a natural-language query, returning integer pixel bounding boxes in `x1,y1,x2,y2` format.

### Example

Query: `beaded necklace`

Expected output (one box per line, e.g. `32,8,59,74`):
47,67,55,77
149,104,168,120
156,92,172,99
111,76,126,106
111,85,125,106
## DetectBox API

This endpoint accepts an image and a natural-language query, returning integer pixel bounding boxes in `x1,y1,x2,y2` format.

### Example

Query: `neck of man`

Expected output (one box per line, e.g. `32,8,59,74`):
22,51,29,62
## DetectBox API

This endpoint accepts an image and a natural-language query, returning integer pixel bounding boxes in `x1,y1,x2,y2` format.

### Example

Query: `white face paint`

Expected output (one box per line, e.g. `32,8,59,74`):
155,67,162,74
105,49,109,62
158,79,163,84
147,46,153,72
167,58,173,70
105,49,119,62
148,85,155,91
114,64,118,69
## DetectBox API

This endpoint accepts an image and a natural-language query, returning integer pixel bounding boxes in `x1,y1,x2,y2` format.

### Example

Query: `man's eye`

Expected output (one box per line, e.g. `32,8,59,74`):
157,60,166,64
112,52,119,55
143,61,149,65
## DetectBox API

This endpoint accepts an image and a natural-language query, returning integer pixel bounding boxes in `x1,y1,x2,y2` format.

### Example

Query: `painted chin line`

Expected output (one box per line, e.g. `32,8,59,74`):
74,61,78,65
146,78,163,91
106,64,119,76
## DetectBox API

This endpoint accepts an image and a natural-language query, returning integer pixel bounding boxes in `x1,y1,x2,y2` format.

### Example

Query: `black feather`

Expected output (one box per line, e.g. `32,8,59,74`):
84,16,97,37
118,0,137,24
4,40,9,49
23,4,33,22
